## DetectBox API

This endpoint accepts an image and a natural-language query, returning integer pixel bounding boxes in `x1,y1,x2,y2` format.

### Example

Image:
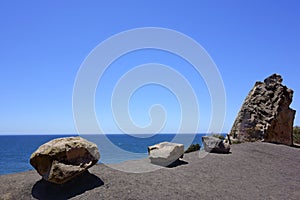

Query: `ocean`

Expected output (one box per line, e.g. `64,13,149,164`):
0,133,219,175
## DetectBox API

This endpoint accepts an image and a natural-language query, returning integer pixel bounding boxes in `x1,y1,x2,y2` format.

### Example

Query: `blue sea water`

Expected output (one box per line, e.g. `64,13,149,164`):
0,133,217,175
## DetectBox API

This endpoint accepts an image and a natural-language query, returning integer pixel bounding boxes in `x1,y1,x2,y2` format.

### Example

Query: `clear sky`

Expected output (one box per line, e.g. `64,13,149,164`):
0,0,300,134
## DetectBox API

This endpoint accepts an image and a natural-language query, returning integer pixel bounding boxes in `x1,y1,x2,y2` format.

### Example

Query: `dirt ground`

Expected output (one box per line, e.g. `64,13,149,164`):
0,142,299,200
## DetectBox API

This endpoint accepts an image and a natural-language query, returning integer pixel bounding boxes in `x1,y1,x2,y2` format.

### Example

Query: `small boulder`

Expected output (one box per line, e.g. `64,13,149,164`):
30,137,100,184
148,142,184,167
202,136,230,154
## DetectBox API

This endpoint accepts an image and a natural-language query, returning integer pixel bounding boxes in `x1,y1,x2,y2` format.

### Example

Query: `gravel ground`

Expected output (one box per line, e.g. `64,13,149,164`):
0,142,299,200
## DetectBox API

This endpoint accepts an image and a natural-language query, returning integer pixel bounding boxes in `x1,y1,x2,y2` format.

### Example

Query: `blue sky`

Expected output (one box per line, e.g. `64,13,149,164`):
0,0,300,134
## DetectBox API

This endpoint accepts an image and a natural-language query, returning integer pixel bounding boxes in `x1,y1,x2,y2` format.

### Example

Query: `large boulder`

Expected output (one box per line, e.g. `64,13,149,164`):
202,136,230,154
230,74,296,146
148,142,184,167
30,137,100,184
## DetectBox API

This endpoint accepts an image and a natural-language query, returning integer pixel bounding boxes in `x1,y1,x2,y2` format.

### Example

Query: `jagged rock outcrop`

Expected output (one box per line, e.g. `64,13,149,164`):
30,137,100,184
230,74,296,145
202,136,230,153
148,142,184,167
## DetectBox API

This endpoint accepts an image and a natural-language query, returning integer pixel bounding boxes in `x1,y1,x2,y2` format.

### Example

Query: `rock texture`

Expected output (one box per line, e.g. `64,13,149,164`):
148,142,184,167
202,136,230,153
230,74,296,145
30,137,100,184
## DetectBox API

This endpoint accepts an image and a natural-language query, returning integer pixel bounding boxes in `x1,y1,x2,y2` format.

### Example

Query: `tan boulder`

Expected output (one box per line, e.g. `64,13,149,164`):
30,137,100,184
148,142,184,167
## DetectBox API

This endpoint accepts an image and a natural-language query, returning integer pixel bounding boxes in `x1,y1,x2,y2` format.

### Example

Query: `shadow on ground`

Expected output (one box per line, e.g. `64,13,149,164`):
167,159,188,168
31,171,103,200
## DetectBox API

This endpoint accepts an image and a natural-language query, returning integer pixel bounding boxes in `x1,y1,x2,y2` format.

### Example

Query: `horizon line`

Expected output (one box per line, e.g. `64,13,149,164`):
0,132,227,136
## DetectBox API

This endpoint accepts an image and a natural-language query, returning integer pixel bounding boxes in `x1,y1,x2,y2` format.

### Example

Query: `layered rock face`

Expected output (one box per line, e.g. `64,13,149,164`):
230,74,296,146
148,142,184,167
30,137,100,184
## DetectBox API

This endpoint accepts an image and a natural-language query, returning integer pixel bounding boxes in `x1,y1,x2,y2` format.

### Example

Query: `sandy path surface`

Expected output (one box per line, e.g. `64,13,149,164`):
0,142,299,200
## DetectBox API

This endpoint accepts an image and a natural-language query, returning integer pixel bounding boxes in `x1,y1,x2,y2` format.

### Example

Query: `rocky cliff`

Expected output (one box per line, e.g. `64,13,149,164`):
230,74,296,145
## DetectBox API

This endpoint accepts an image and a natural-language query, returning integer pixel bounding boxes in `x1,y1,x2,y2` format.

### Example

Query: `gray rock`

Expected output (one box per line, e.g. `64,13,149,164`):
202,136,230,154
30,137,100,184
148,142,184,167
230,74,296,145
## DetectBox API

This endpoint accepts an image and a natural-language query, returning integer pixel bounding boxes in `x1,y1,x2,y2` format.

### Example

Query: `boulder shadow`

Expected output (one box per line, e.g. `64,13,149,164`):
31,171,103,200
167,159,188,168
208,151,232,154
292,143,300,149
